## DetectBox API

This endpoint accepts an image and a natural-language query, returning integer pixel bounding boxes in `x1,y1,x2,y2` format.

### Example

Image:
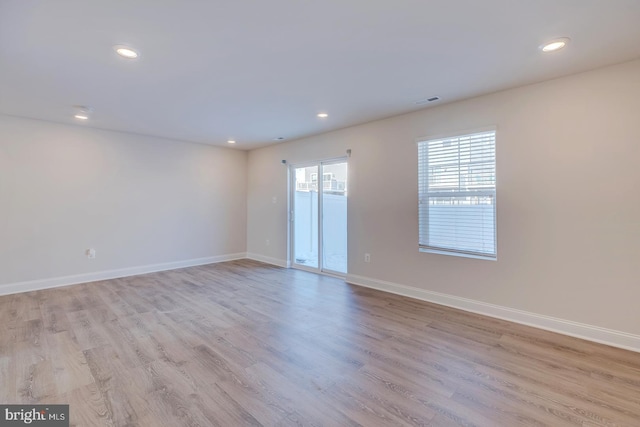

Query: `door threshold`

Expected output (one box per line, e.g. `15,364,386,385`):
320,270,346,279
291,264,347,279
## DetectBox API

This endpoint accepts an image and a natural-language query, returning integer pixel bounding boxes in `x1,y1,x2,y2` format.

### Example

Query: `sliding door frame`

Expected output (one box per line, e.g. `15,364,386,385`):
289,156,348,276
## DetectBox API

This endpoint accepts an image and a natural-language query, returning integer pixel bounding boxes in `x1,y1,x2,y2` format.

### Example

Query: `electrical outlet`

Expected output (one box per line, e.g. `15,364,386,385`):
266,239,270,246
86,248,96,259
364,253,371,263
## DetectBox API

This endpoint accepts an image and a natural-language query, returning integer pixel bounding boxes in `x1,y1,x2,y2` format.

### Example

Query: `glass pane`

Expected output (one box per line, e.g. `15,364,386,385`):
322,162,348,273
294,166,318,268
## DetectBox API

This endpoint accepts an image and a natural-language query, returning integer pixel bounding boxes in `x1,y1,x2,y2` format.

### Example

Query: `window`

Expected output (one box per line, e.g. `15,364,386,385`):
418,129,496,259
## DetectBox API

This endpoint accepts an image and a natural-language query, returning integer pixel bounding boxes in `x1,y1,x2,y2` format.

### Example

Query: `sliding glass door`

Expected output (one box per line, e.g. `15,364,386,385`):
291,159,347,275
321,161,348,273
292,165,319,269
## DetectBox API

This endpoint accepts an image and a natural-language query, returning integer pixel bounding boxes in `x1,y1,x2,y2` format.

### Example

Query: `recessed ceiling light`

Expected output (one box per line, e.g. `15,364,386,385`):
540,38,570,53
114,45,139,59
73,106,92,120
317,113,328,118
227,140,236,144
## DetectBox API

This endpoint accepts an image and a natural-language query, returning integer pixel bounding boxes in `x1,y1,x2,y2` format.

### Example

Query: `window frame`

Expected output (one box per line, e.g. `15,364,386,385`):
416,127,497,261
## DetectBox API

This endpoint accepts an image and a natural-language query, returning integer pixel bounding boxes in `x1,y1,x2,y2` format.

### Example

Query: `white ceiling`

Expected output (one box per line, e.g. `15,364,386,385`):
1,1,639,150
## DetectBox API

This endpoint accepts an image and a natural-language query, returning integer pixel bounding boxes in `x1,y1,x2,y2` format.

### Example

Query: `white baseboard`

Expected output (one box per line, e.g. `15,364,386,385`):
346,274,640,353
0,253,247,297
246,253,291,268
4,256,637,352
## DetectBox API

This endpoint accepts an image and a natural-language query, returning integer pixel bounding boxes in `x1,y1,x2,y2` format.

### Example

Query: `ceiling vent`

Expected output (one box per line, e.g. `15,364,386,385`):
415,96,440,105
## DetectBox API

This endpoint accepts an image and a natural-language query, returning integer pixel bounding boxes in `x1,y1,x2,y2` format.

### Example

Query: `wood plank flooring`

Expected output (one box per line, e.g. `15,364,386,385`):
1,259,639,426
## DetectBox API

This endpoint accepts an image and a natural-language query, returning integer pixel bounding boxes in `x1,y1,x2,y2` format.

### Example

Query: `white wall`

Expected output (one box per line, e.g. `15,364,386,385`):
247,59,640,338
0,115,247,288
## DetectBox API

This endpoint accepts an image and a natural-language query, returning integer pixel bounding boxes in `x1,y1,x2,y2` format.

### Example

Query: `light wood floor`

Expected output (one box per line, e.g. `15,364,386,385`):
1,260,639,426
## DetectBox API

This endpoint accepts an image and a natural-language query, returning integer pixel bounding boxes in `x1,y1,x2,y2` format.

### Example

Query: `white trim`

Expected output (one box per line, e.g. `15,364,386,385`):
346,274,640,353
0,253,246,297
419,247,497,261
246,253,290,268
415,125,498,145
288,155,349,168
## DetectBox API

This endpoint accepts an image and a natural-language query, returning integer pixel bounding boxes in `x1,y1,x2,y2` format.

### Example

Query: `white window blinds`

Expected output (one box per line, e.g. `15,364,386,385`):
418,130,496,259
